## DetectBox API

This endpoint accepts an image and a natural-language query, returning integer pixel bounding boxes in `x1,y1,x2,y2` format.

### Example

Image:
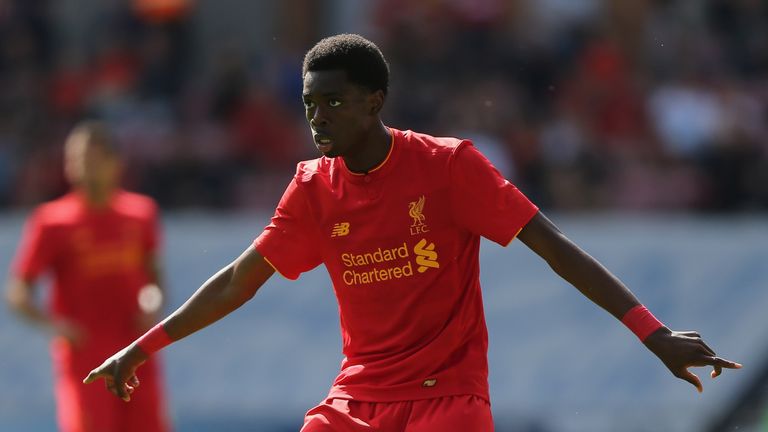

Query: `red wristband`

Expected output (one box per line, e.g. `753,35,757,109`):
135,323,173,355
621,305,664,342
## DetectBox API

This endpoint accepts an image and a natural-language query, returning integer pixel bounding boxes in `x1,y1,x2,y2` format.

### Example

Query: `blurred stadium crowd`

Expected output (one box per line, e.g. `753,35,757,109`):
0,0,766,211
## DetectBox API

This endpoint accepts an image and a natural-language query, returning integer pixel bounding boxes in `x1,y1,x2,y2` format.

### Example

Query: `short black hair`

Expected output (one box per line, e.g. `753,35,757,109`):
302,34,389,95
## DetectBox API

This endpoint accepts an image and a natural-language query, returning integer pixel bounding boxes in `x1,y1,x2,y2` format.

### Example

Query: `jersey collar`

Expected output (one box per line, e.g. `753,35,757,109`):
339,127,399,184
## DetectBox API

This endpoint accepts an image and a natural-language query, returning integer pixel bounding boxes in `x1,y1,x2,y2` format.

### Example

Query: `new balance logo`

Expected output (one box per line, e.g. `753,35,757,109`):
414,238,439,273
331,222,350,237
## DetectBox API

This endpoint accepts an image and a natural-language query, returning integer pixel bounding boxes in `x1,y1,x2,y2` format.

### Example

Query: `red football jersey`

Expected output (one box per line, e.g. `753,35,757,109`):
12,190,170,432
13,190,159,341
254,128,538,402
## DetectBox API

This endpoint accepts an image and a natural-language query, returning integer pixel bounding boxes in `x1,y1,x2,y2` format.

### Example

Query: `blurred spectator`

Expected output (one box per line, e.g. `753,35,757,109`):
0,0,766,212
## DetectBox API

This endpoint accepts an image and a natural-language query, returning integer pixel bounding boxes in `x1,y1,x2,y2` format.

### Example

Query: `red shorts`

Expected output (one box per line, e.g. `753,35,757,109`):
52,339,171,432
301,395,493,432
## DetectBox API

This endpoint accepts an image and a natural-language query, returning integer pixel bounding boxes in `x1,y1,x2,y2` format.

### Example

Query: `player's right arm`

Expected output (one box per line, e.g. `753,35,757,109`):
6,208,87,345
160,245,275,340
5,277,85,344
84,245,275,401
6,277,49,325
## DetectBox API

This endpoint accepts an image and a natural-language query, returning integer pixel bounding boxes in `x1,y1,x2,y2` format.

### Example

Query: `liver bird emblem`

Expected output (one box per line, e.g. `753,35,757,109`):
408,195,426,226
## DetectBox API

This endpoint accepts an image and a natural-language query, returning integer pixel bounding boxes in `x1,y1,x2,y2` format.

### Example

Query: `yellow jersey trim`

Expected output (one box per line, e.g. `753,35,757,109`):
348,129,395,176
262,255,289,279
503,227,524,247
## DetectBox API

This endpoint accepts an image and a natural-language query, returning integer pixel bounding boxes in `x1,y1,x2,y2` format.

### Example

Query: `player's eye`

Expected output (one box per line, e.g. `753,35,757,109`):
303,100,315,109
328,99,342,107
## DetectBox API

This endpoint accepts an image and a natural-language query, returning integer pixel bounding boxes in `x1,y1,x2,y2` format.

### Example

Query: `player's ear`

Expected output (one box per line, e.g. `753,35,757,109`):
368,90,385,115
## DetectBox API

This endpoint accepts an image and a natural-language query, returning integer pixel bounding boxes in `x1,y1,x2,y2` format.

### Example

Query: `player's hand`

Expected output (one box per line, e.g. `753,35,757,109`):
82,345,148,402
644,328,742,393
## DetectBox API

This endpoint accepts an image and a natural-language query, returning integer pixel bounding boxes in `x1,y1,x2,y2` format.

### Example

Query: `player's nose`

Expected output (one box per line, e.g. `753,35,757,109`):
309,107,329,128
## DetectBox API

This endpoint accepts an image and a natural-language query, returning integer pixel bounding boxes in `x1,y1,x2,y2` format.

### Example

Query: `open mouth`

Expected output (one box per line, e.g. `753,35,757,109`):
313,133,333,153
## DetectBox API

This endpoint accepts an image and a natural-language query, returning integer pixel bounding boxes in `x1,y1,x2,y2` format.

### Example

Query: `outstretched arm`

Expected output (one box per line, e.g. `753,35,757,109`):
84,245,275,400
516,211,741,392
158,245,274,341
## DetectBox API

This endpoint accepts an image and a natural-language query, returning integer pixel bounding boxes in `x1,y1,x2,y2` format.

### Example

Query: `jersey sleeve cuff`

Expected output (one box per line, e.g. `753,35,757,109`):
502,207,539,247
252,240,298,280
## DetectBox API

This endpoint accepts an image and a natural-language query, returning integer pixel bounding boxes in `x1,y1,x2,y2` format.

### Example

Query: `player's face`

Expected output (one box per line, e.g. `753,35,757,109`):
64,133,120,193
302,69,382,159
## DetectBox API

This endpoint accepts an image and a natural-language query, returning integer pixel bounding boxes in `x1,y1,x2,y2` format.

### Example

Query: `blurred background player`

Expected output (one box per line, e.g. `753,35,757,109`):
5,121,171,432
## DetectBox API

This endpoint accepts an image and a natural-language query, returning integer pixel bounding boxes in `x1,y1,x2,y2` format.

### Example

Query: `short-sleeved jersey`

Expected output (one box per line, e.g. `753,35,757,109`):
254,128,538,402
12,190,159,341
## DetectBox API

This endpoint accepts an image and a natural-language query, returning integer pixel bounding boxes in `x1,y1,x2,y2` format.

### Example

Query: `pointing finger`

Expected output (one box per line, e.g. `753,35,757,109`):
83,368,106,384
709,357,742,369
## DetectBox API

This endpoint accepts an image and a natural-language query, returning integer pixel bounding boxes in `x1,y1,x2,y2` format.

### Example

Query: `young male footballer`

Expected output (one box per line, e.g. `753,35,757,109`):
85,34,741,431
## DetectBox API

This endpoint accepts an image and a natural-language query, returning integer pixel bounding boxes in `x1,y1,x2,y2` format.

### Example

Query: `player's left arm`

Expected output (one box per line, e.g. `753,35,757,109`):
137,253,165,332
516,211,742,392
137,201,166,330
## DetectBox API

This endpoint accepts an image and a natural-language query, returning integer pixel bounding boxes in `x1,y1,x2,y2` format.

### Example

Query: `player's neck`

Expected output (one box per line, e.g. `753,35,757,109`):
344,123,391,174
77,186,116,209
